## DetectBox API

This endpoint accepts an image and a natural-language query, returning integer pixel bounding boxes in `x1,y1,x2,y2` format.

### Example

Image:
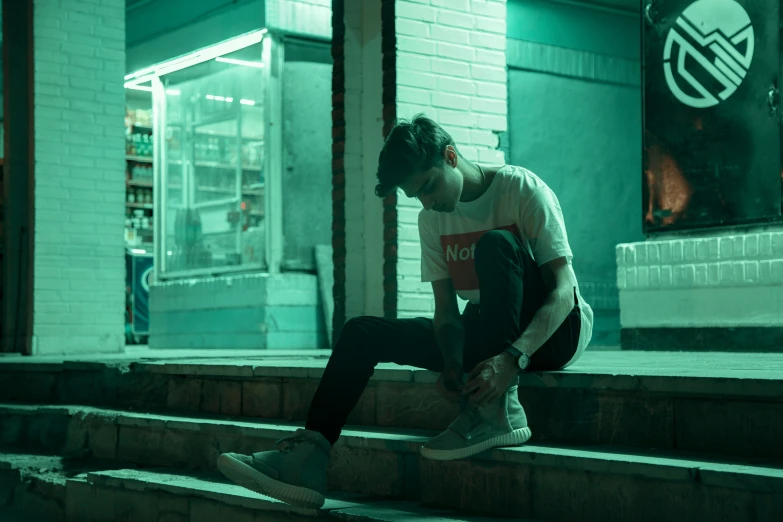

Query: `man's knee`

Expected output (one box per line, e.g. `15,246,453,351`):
475,229,518,264
333,316,376,355
337,316,370,340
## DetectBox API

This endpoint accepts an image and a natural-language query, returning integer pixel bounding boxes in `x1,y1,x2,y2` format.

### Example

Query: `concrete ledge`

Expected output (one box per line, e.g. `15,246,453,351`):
0,453,67,522
84,468,362,517
1,352,782,462
0,452,528,522
78,468,536,522
1,403,781,499
1,351,782,398
1,412,781,521
0,349,333,368
619,287,783,329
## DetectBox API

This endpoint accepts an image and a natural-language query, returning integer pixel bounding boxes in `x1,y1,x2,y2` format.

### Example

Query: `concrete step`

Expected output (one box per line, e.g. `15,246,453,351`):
76,468,542,522
0,452,533,522
0,453,67,521
0,451,145,521
0,403,781,522
1,352,782,462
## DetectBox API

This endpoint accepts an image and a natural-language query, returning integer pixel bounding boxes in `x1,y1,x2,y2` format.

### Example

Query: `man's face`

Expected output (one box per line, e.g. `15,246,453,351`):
400,147,463,213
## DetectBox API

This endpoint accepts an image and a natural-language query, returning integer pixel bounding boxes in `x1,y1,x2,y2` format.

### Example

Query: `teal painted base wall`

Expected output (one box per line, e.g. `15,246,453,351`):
506,1,643,347
148,273,326,350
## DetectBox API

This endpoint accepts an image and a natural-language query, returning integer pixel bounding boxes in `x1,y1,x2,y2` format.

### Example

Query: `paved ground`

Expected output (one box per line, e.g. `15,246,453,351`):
1,346,782,380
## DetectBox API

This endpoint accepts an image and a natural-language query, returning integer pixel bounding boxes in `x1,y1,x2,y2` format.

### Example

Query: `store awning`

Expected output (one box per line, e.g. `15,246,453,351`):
126,0,331,75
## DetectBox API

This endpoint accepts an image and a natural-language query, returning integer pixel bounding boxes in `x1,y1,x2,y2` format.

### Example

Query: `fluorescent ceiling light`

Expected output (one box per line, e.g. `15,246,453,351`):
215,57,265,69
240,99,256,106
124,84,180,96
124,29,267,86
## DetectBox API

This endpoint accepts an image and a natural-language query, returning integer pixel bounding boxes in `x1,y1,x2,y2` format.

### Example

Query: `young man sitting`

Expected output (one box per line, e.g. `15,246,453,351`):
217,114,594,508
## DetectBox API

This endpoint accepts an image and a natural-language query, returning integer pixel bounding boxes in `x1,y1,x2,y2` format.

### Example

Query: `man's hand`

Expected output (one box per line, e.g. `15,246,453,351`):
463,352,518,406
436,363,464,402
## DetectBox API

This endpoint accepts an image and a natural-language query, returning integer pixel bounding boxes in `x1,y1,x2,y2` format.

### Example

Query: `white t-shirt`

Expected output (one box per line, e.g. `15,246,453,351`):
418,164,593,367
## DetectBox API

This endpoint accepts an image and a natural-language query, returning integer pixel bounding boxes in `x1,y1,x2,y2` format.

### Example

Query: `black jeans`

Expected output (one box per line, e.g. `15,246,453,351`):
306,229,581,445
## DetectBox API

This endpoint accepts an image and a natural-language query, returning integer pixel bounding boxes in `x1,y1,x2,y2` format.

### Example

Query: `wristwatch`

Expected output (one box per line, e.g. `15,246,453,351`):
504,346,531,370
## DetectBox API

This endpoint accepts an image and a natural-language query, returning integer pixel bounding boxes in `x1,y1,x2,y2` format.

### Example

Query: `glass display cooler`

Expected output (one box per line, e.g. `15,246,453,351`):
125,29,284,280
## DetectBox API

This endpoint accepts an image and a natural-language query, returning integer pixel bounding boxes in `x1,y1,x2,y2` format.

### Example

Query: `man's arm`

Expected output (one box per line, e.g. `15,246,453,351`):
509,256,576,358
432,278,464,368
462,257,576,405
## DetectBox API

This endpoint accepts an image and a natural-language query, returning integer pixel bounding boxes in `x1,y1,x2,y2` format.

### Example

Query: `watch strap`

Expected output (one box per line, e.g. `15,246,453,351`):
504,346,530,369
504,345,521,359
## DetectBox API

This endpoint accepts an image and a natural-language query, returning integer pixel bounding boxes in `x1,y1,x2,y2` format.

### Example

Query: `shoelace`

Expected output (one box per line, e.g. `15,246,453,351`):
274,434,312,454
465,405,485,428
450,403,487,439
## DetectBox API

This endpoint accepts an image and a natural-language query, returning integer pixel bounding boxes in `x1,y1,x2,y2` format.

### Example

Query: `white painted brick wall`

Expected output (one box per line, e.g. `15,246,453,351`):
395,0,508,318
32,0,126,355
616,232,783,290
617,232,783,328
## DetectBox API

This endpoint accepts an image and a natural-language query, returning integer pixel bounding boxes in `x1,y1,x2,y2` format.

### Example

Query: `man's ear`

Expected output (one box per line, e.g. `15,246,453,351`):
447,146,458,167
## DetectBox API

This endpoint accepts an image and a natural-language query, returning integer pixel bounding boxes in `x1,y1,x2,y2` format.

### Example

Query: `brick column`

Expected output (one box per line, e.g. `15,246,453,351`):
332,0,347,334
381,0,398,319
333,0,508,328
31,0,126,354
394,0,508,318
1,0,35,354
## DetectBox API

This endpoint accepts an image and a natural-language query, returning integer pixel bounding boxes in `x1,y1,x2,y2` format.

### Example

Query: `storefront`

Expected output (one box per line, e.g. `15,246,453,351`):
121,11,332,347
125,30,271,271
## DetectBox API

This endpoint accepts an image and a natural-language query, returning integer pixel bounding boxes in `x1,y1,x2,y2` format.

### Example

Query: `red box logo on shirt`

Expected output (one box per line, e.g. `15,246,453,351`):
439,224,519,291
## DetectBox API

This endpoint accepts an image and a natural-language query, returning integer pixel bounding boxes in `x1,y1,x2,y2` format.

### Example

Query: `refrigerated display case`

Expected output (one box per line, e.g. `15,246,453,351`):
125,29,283,280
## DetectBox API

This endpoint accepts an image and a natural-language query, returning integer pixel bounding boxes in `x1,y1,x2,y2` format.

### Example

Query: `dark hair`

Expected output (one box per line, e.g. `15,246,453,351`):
375,113,458,198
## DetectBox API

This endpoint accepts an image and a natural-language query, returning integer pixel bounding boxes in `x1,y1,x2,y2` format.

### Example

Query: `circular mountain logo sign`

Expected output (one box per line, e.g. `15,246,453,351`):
663,0,754,108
